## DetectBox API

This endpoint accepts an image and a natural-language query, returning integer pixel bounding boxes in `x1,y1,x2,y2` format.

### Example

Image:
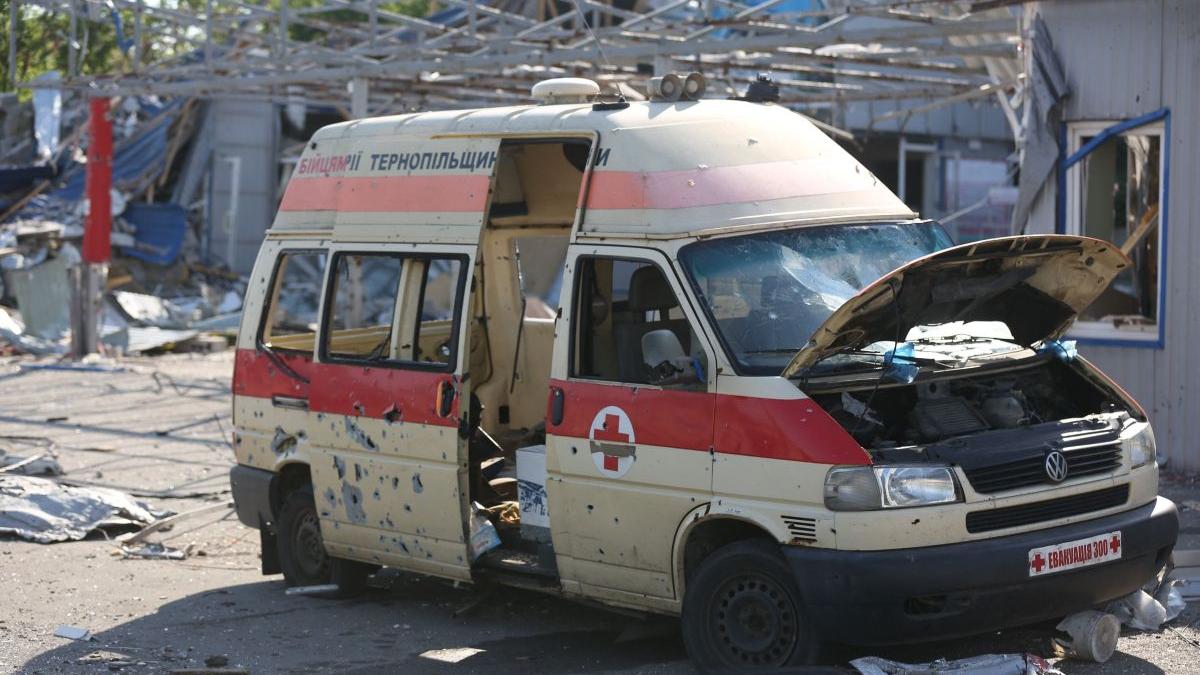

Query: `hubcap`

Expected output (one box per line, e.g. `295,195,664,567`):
712,573,798,666
292,507,329,580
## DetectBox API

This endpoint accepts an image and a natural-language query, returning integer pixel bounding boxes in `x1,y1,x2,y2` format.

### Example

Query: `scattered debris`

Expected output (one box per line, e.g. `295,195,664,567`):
285,584,341,596
418,647,486,664
119,542,189,560
851,653,1060,675
0,450,63,476
1055,610,1120,663
0,475,168,543
468,501,501,561
52,625,94,641
1169,549,1200,600
1106,583,1185,631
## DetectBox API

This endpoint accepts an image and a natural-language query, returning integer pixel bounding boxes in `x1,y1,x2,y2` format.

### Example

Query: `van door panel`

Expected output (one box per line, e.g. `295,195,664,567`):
545,247,716,601
308,248,473,580
232,242,325,474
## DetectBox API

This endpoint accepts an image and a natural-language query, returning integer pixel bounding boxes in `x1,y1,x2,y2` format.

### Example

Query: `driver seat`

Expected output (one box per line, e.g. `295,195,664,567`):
614,266,691,382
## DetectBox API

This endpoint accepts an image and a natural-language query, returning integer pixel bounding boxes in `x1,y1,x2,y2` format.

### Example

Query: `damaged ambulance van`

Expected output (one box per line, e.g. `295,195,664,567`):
229,76,1178,670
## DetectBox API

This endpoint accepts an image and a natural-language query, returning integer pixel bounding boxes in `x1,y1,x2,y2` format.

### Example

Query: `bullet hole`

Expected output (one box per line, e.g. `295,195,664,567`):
412,473,423,494
333,456,346,480
354,463,363,482
392,477,400,489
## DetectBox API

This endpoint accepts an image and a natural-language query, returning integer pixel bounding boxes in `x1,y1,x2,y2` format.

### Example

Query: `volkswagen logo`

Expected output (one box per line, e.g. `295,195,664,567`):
1045,451,1069,483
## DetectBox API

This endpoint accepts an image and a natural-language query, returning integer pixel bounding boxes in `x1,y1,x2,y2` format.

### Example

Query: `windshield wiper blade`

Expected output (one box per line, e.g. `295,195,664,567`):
744,347,806,355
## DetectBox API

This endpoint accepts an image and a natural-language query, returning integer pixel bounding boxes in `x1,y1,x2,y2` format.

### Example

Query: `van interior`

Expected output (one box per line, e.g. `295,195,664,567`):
462,138,590,577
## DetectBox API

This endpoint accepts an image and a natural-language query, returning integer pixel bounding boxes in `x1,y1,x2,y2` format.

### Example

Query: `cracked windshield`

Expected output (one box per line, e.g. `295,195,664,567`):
678,221,991,375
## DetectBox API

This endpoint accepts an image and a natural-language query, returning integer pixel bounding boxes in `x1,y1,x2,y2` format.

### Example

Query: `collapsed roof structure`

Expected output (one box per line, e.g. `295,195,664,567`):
18,0,1024,133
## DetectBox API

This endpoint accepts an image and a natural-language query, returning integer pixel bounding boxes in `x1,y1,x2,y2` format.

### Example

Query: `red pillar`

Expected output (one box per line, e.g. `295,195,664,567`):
82,97,113,264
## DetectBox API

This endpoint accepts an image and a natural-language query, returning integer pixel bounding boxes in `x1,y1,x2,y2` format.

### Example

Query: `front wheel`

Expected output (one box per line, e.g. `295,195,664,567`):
276,484,374,597
681,539,818,672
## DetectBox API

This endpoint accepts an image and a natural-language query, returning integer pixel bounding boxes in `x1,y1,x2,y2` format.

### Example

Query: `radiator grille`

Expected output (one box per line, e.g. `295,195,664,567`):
965,484,1129,534
964,442,1123,494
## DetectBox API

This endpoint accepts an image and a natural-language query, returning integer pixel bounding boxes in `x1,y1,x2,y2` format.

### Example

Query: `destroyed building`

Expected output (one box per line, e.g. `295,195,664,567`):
1015,1,1199,471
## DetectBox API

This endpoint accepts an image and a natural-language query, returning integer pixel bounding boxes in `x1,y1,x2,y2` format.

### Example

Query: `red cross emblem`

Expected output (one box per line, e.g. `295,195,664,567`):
588,406,636,477
1110,534,1121,555
1030,553,1046,573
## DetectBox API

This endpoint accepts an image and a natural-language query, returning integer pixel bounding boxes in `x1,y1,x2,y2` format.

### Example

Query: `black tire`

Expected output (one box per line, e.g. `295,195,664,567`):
681,539,818,672
276,483,374,598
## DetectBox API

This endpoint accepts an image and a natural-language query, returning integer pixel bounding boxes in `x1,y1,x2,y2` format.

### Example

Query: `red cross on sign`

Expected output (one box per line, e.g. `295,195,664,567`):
1030,553,1046,573
588,406,636,478
1110,535,1121,554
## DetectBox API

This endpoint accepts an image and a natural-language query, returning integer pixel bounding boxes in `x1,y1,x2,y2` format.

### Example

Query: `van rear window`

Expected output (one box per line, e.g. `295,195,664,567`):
319,252,465,369
260,250,328,353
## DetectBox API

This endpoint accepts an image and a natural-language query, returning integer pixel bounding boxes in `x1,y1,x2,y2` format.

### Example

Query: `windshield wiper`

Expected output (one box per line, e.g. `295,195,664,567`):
744,347,806,355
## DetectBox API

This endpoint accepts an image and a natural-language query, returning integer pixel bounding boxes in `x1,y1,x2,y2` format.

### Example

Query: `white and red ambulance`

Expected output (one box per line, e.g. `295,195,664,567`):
229,76,1177,670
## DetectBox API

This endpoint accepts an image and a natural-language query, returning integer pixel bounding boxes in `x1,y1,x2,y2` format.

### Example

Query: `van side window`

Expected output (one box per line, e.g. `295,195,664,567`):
411,259,463,365
324,254,404,360
573,257,706,388
321,252,465,368
260,250,328,353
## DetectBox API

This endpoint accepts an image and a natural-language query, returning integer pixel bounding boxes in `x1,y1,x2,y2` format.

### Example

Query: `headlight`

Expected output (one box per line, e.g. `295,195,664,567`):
825,465,960,511
877,466,959,507
823,467,881,511
1126,425,1157,469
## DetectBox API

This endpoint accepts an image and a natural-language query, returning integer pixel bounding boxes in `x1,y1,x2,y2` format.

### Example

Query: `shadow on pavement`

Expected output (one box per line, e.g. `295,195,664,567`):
18,567,1170,674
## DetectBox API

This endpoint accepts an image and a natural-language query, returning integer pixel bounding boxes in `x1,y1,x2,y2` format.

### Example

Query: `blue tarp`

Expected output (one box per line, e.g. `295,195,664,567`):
51,99,181,201
119,203,189,266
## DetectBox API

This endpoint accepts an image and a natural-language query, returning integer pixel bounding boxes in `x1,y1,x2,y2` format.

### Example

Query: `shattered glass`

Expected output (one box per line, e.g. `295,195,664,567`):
680,222,952,374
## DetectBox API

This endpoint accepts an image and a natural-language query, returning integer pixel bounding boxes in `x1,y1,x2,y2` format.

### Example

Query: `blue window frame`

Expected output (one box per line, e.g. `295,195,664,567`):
1056,108,1169,349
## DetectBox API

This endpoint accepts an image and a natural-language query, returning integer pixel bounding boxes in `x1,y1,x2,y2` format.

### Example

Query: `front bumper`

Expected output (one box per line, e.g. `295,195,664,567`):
784,496,1178,645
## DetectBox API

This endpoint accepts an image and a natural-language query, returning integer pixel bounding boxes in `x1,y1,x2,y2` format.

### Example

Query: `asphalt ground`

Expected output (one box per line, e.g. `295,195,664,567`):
1,351,1198,674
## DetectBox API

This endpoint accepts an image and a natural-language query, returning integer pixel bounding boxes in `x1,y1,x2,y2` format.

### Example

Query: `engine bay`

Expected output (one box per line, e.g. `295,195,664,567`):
813,358,1132,450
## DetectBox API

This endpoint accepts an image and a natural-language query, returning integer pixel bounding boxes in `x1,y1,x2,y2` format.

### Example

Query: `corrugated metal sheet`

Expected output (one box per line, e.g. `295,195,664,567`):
1030,1,1200,470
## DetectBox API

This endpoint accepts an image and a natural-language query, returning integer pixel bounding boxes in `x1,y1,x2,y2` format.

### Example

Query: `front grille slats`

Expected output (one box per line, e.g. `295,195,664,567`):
963,442,1122,494
965,484,1129,533
781,516,817,542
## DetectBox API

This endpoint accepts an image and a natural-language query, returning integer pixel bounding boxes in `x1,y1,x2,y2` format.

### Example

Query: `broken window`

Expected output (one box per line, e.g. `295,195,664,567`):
513,235,569,318
410,259,464,366
572,257,706,388
1066,120,1165,343
259,250,327,353
319,252,466,368
323,253,403,360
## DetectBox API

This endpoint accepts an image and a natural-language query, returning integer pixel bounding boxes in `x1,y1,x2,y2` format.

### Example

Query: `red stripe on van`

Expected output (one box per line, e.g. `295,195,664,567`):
279,175,491,212
547,378,870,465
234,349,458,428
586,159,876,211
713,393,870,465
548,379,716,451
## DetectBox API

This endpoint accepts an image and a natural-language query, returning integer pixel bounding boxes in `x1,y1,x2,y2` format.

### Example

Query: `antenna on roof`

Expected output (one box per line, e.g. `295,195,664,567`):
570,0,613,72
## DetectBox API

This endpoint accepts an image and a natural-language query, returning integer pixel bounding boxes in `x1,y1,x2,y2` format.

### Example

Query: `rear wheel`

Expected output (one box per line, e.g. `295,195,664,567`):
681,539,818,672
276,484,374,597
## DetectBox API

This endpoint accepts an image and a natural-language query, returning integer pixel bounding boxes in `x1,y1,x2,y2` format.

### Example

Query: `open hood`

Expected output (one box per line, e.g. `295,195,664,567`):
781,235,1132,378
